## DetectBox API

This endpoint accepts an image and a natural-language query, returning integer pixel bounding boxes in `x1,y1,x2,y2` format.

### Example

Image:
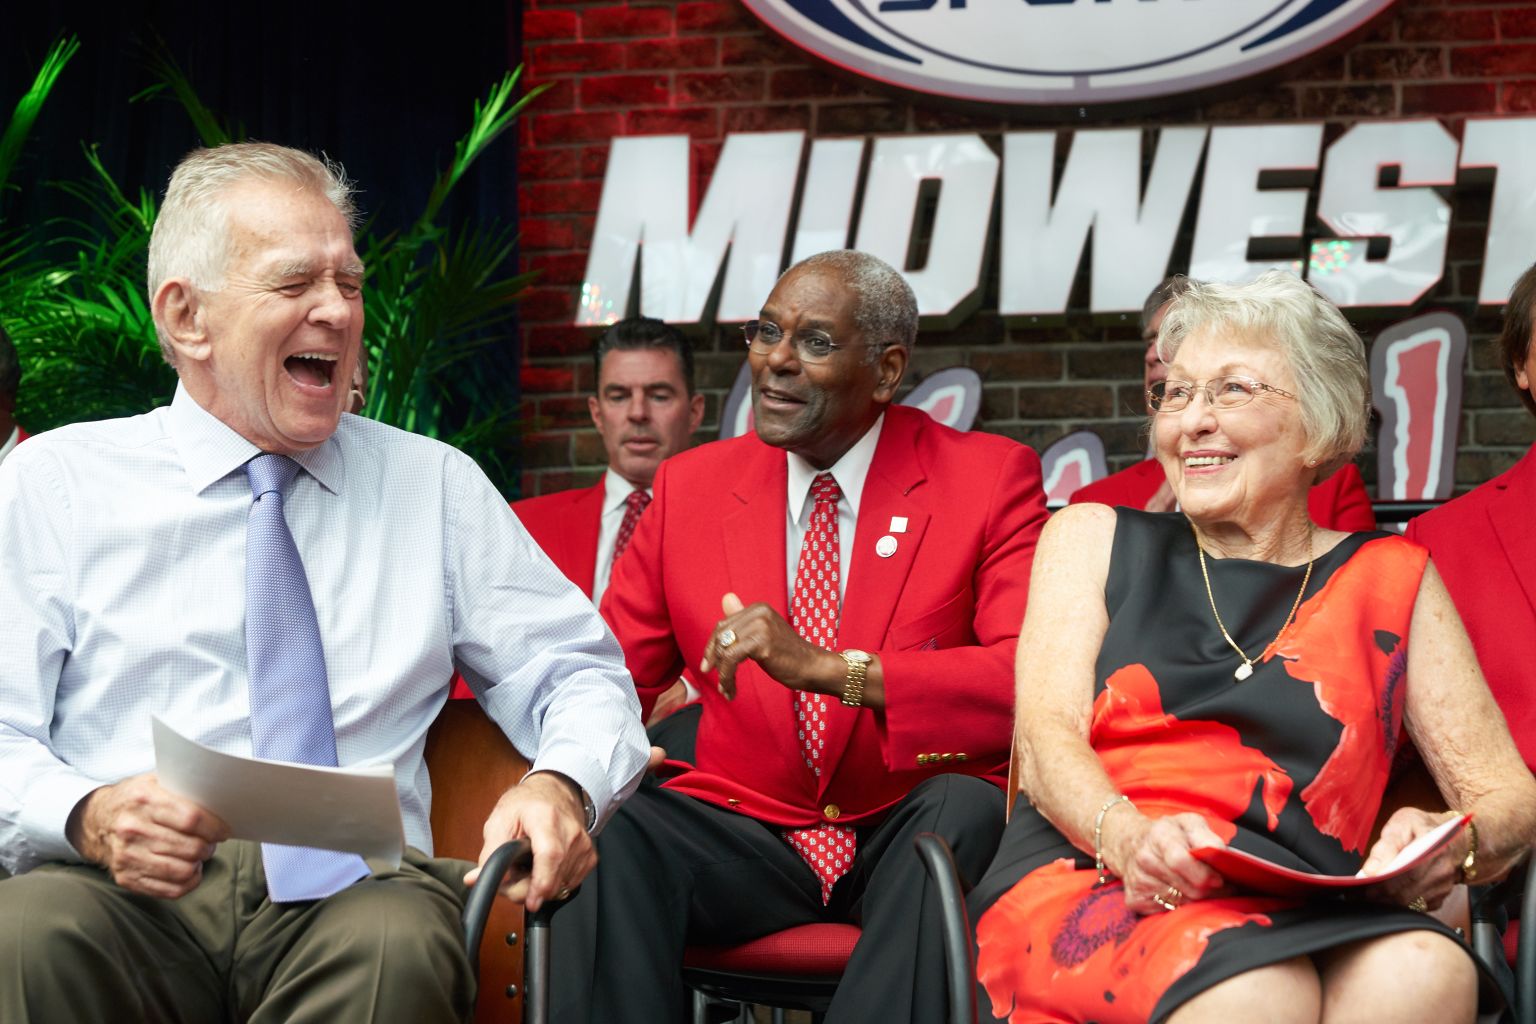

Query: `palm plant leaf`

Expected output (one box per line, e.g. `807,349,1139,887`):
0,35,79,202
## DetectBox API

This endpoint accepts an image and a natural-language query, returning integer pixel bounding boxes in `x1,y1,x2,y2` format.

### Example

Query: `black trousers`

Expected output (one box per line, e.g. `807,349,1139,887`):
550,773,1004,1024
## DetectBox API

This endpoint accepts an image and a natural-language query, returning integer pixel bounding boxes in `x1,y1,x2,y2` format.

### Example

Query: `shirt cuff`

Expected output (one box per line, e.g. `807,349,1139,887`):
18,768,103,868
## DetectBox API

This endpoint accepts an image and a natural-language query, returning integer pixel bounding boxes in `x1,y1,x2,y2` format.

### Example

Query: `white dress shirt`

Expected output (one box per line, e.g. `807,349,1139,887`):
0,385,649,875
784,414,884,603
592,468,652,606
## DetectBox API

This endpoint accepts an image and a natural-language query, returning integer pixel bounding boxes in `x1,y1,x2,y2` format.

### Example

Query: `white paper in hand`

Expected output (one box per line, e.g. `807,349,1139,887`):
152,716,405,866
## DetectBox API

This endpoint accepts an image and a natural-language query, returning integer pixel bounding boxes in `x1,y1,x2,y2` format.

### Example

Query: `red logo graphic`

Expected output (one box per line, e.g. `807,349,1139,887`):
1370,312,1467,502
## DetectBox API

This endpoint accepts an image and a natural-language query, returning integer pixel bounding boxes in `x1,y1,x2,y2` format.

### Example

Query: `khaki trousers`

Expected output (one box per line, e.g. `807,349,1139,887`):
0,841,475,1023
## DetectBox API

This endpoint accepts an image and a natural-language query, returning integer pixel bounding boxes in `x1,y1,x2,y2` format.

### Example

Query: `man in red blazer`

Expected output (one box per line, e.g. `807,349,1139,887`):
512,316,704,602
1406,263,1536,771
550,251,1050,1023
0,327,25,466
1069,277,1377,531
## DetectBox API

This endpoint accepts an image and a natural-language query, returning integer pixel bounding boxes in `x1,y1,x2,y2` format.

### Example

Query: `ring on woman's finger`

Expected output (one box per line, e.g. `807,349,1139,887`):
718,629,737,649
1408,895,1428,913
555,887,573,901
1151,886,1183,912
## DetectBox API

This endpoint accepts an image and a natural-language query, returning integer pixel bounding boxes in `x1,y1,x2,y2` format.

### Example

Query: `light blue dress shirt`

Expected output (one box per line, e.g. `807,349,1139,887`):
0,385,649,875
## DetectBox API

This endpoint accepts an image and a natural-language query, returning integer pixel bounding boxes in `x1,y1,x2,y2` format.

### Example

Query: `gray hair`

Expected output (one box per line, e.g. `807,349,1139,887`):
784,250,918,360
1141,275,1191,335
1156,269,1369,473
147,142,358,364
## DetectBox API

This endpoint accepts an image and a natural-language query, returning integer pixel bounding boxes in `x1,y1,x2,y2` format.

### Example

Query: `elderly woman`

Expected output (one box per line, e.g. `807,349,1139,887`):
968,271,1536,1024
1406,263,1536,775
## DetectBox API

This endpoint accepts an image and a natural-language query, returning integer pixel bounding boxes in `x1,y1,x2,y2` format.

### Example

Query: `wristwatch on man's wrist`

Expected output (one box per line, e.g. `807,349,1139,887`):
839,649,872,708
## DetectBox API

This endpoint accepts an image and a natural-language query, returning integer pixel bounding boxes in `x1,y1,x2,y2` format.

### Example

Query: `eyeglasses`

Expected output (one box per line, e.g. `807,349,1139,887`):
1147,375,1296,413
742,320,850,364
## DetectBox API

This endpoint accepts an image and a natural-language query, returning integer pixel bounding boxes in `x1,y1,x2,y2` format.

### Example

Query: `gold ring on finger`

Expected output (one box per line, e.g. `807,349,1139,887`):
555,887,573,901
1408,896,1428,913
718,629,737,649
1151,886,1183,912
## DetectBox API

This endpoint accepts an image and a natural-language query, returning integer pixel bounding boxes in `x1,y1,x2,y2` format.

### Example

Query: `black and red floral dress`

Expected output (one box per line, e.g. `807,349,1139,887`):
969,510,1478,1023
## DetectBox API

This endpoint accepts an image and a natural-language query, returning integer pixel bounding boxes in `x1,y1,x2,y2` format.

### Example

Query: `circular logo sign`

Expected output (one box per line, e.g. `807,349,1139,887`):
741,0,1399,105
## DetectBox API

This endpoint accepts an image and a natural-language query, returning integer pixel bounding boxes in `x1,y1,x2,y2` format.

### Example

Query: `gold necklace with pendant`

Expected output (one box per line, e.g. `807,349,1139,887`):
1193,523,1314,681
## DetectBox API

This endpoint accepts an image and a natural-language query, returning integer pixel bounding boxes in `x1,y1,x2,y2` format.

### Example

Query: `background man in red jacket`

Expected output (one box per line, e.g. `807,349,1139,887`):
550,250,1050,1023
1071,276,1377,531
513,316,704,603
0,327,26,465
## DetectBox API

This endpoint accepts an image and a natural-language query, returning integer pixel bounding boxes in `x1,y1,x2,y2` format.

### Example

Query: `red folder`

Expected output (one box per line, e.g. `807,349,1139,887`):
1190,814,1471,898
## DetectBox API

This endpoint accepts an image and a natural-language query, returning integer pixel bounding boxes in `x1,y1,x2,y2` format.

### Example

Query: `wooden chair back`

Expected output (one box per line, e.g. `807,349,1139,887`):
425,698,531,1024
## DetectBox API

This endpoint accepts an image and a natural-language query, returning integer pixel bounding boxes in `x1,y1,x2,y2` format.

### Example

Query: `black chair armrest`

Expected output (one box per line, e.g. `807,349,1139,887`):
915,831,978,1024
462,839,533,971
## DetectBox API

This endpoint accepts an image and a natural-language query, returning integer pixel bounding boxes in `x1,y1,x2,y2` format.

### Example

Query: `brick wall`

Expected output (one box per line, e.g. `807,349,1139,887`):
515,0,1536,498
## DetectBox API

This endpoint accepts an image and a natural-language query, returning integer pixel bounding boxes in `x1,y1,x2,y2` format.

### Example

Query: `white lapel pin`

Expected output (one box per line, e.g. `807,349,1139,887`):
888,516,908,534
876,535,898,558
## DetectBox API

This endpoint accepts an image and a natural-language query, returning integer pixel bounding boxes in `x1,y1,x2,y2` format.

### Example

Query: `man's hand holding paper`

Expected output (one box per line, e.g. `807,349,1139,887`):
66,773,229,899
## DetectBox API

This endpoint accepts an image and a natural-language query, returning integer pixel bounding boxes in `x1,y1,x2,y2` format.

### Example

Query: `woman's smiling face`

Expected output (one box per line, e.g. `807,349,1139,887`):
1154,328,1311,527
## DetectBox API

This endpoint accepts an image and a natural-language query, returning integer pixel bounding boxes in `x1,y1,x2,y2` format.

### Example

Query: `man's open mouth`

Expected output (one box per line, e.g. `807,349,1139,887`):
285,353,338,389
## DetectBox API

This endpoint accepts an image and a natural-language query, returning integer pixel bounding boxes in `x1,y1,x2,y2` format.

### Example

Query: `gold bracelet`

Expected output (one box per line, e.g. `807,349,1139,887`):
1094,794,1133,885
1457,816,1479,884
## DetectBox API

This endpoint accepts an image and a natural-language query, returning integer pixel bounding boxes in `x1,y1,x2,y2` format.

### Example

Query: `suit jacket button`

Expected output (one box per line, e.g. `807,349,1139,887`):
916,754,929,765
727,799,741,806
956,753,967,761
823,803,841,820
941,753,954,761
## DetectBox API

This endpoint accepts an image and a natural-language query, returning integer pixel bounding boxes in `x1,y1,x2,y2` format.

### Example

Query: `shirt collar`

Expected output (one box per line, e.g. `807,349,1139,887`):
167,382,345,496
602,467,652,514
786,413,884,527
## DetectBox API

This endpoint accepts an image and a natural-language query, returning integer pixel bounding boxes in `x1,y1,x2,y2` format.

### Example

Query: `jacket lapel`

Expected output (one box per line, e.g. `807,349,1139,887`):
818,412,929,787
1487,447,1536,622
721,446,805,784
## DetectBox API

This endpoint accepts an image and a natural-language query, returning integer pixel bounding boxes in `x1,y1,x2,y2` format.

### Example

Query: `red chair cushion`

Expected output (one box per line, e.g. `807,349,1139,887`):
683,924,861,975
1505,918,1520,966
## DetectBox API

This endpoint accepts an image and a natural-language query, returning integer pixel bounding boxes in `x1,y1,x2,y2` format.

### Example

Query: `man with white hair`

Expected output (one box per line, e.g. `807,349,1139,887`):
0,142,648,1022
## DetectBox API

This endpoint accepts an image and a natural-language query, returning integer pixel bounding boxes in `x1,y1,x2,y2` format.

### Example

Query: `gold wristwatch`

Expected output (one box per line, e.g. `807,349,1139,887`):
839,649,872,708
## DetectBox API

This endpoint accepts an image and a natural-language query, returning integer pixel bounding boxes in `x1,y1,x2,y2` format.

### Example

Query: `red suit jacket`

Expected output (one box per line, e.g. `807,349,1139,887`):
1069,458,1378,532
601,404,1050,829
1406,444,1536,771
511,479,605,598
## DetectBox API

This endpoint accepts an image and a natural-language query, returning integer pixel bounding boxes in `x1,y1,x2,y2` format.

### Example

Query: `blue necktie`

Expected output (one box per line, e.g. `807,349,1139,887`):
245,453,370,902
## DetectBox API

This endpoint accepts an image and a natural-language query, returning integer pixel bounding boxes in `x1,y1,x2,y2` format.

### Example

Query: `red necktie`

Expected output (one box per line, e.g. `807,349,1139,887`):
782,473,857,903
611,489,650,563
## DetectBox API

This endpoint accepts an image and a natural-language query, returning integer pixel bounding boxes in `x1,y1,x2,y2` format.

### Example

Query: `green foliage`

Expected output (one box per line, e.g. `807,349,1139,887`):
0,36,79,198
0,38,541,493
0,36,174,426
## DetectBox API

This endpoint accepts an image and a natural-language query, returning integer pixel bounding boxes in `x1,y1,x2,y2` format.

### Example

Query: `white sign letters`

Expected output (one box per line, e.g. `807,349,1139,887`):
576,119,1536,327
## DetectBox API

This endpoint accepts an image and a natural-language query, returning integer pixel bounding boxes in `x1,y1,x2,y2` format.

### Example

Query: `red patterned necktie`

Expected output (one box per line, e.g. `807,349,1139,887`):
611,489,650,563
783,472,857,904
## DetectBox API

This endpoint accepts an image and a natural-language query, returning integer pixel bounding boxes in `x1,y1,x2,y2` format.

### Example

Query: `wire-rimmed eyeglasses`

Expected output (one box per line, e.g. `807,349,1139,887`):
1147,375,1296,413
741,320,851,363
